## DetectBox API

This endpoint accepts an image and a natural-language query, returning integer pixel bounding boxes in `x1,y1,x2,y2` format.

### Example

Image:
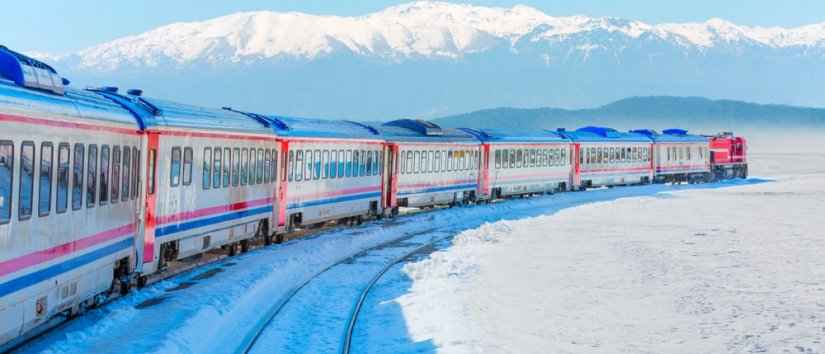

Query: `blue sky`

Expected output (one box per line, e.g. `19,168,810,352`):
6,0,825,53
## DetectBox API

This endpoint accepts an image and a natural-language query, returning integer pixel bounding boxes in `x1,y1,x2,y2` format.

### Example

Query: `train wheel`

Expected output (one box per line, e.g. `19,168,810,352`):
241,240,250,253
276,233,285,244
228,243,237,257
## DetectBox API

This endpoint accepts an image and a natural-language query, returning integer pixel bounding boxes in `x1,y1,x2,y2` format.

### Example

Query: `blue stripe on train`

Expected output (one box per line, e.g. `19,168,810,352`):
0,238,133,297
287,192,381,210
398,183,477,196
155,205,273,238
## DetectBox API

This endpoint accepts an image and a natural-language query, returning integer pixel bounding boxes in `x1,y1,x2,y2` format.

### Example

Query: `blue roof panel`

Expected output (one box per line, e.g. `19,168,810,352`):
372,120,478,143
139,97,272,134
630,128,709,143
557,126,652,143
459,128,570,143
266,116,383,140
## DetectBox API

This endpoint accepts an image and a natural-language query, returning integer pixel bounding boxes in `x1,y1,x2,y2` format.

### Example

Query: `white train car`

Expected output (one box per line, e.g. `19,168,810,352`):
460,128,573,199
271,117,385,231
632,129,711,184
0,48,143,347
558,127,654,188
374,120,480,210
96,93,280,276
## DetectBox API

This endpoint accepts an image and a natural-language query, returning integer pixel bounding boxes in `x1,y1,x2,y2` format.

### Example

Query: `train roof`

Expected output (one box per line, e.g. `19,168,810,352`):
630,129,708,143
264,116,383,140
556,126,652,143
371,119,478,143
458,128,570,144
91,90,273,134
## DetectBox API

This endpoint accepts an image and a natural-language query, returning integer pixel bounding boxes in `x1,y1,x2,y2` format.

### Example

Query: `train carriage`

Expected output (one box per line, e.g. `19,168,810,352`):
460,128,573,199
0,48,143,345
373,120,481,210
558,127,653,188
99,90,280,275
269,117,385,231
632,129,711,183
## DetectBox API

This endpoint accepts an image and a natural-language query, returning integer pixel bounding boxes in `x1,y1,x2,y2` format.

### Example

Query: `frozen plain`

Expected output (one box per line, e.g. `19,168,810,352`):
16,134,822,354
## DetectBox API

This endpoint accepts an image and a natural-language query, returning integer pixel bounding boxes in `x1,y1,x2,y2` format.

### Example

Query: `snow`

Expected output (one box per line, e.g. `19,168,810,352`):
43,1,825,69
389,151,825,353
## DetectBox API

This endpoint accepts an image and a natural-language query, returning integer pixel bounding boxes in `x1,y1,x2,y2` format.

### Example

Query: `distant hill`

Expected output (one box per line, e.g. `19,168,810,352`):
433,96,825,131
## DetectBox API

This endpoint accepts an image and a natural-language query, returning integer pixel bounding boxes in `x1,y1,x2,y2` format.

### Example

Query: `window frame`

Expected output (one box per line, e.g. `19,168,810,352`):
72,144,84,210
0,141,14,224
182,147,193,186
19,141,35,220
202,147,212,190
38,142,54,217
170,146,182,187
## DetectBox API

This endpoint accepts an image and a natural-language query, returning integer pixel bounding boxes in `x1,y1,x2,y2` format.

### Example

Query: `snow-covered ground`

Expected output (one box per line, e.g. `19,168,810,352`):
17,137,818,354
375,151,825,353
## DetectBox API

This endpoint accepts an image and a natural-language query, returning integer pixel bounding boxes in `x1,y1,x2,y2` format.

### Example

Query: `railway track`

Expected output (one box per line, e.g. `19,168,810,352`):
237,227,454,354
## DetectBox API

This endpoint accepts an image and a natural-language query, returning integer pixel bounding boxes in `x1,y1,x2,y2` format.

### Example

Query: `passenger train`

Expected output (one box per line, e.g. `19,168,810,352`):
0,46,749,348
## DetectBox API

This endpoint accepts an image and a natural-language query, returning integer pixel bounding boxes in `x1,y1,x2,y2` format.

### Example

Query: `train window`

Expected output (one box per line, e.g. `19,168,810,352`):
37,143,54,216
349,150,358,177
562,148,568,165
687,147,692,161
342,150,350,177
308,149,316,181
132,148,140,200
99,145,110,204
507,150,514,169
411,151,418,174
319,150,327,180
338,150,345,177
295,150,304,182
419,151,426,174
38,142,53,216
501,150,509,169
203,148,212,189
183,147,193,187
257,149,272,184
111,147,121,203
329,150,338,178
122,147,131,201
0,142,12,224
375,151,382,175
224,148,232,187
366,150,374,176
55,144,69,214
407,151,414,175
212,147,222,189
514,149,522,169
302,150,311,181
359,150,367,177
72,144,84,210
232,148,240,186
170,147,181,187
494,150,501,169
241,148,249,185
19,142,35,219
86,145,97,208
288,151,295,182
266,149,274,182
400,150,406,174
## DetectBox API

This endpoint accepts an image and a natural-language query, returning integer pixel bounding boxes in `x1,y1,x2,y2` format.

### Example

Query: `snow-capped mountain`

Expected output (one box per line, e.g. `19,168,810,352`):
37,1,825,120
52,1,825,69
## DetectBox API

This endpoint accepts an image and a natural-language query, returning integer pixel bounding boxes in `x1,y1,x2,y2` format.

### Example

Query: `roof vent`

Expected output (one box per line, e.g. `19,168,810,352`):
384,119,444,136
557,128,566,132
663,129,688,136
630,129,658,136
577,126,619,138
0,46,65,95
127,89,143,97
99,86,118,93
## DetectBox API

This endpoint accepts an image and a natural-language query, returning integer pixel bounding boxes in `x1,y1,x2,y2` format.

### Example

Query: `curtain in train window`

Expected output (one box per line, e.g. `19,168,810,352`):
303,150,312,181
212,147,222,189
111,147,121,202
271,149,278,182
122,147,131,201
19,142,34,219
203,148,212,189
38,142,53,216
320,150,328,179
182,147,193,186
337,150,345,177
170,147,181,187
312,149,321,180
257,149,265,184
56,144,69,213
241,148,249,185
330,150,338,179
365,150,373,176
72,144,84,210
344,150,352,177
86,145,97,208
223,148,231,187
359,150,367,176
0,142,12,223
232,148,240,186
351,150,359,177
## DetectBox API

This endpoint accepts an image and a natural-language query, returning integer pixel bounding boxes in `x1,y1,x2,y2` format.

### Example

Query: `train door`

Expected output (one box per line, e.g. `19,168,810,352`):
382,143,398,214
136,132,158,274
478,144,491,198
276,139,289,232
